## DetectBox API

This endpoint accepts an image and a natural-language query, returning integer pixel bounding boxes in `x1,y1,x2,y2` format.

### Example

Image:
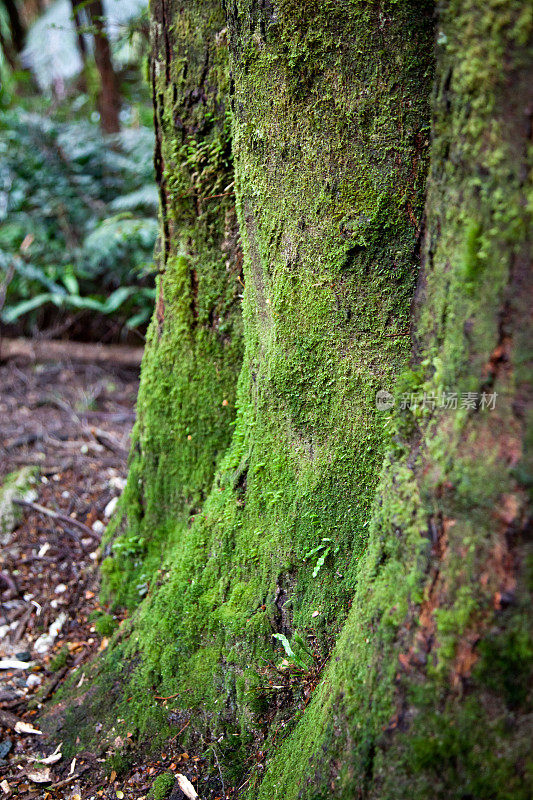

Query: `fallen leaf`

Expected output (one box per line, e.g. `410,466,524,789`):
0,659,36,670
27,767,51,783
176,774,198,799
30,745,62,765
0,779,9,794
15,721,43,735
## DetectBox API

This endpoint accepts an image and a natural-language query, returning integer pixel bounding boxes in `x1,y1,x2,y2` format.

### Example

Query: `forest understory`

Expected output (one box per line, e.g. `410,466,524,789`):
0,352,177,798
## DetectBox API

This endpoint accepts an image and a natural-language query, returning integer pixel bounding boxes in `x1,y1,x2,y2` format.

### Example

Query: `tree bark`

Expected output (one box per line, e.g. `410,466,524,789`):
1,0,25,53
56,2,532,798
69,0,87,61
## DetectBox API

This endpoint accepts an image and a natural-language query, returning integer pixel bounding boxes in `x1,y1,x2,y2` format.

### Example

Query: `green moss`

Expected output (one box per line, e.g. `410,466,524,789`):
93,613,118,637
150,772,175,800
82,0,435,767
100,0,243,609
62,1,532,798
106,751,134,778
49,646,69,673
461,219,484,284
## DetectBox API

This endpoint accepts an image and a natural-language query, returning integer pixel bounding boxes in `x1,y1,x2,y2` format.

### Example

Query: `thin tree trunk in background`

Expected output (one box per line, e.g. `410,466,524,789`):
87,0,120,134
2,0,25,53
0,24,18,69
69,0,87,92
69,0,87,61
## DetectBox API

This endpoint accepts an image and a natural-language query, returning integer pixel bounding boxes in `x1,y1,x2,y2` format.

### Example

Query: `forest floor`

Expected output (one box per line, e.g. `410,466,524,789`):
0,352,192,799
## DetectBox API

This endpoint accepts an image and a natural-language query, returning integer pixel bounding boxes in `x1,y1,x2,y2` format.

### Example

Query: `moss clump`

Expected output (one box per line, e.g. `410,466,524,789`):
150,772,175,800
49,646,69,673
105,750,134,778
93,613,117,637
0,467,38,535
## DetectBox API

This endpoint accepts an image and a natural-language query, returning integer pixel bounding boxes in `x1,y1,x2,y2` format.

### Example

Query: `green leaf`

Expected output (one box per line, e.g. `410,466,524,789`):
312,547,330,578
1,293,54,322
62,271,79,296
272,633,296,659
304,544,325,560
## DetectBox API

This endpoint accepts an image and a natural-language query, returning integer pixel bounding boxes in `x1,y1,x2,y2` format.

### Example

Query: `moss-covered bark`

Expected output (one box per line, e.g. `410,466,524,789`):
101,0,244,607
54,1,532,797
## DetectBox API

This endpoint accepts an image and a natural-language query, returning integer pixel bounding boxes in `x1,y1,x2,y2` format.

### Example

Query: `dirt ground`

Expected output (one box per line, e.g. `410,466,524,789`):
0,354,150,798
0,353,249,800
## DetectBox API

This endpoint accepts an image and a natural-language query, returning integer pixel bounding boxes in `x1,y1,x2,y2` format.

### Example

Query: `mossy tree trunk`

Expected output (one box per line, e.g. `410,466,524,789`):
63,1,532,797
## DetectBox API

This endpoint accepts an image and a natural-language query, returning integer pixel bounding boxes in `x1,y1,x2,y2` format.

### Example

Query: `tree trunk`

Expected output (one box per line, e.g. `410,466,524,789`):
1,0,25,53
69,0,88,92
69,0,87,61
56,2,532,798
87,0,121,133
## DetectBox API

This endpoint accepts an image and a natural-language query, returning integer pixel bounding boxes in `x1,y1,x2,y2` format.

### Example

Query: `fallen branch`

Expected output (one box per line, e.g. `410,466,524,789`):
38,665,69,703
89,427,128,457
13,499,100,544
0,337,144,367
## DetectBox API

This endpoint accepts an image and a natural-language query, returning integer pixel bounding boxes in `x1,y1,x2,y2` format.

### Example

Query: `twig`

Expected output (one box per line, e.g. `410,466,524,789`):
39,665,69,702
89,427,128,457
154,692,180,701
0,571,19,596
47,765,90,790
212,745,226,799
13,499,100,543
201,190,234,202
170,719,190,741
12,607,32,644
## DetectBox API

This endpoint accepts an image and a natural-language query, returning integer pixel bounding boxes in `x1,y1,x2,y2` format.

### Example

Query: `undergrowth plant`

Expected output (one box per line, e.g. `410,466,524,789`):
0,107,157,334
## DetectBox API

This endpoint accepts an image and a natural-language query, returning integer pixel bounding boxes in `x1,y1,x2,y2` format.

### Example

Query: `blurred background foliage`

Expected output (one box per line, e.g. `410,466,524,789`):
0,0,157,342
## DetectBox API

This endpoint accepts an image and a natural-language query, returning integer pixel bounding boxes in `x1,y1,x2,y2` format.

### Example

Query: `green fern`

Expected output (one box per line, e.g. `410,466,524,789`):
0,108,157,333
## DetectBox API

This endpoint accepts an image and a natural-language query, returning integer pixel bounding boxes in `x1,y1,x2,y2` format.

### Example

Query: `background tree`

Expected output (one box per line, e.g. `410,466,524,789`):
57,1,532,798
87,0,121,133
69,0,88,68
0,0,25,70
1,0,25,53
